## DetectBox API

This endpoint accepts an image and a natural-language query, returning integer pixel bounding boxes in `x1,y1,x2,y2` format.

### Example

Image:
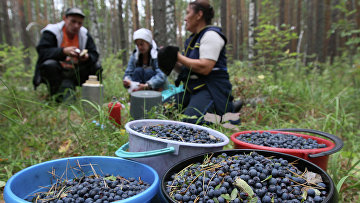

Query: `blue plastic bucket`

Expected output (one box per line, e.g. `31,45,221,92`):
4,156,159,203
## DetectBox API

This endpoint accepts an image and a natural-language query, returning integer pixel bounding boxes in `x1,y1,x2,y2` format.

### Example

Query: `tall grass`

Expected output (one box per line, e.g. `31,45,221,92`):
0,46,359,202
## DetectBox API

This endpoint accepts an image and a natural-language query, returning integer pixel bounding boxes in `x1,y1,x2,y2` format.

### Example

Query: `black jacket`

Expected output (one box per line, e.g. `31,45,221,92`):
33,30,99,89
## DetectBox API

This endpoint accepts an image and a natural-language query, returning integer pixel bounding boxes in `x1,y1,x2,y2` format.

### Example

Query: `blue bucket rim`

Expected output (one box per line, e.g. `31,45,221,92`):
4,156,160,203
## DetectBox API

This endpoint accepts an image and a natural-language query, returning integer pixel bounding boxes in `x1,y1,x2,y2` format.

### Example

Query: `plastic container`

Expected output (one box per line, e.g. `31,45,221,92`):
161,84,184,102
115,119,229,178
130,91,162,120
231,128,343,170
81,75,104,105
4,156,159,203
162,149,338,203
108,96,123,126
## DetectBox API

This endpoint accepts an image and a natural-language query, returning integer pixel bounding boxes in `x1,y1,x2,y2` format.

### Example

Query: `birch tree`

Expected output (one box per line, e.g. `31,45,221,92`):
166,0,177,45
88,0,102,57
248,0,257,61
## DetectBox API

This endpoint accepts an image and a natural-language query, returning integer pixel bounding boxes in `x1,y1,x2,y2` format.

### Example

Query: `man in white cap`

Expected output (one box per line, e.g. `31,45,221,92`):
123,28,168,92
33,8,102,102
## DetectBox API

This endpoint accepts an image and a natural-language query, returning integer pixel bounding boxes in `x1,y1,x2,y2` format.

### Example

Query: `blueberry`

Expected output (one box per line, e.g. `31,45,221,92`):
262,195,272,203
307,189,316,196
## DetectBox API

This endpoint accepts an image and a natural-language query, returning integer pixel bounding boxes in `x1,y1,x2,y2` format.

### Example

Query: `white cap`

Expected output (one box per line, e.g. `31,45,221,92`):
133,28,153,45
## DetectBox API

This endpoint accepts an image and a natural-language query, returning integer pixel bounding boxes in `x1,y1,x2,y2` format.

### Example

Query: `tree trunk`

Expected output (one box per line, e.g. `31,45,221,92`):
175,0,186,50
304,0,314,65
51,0,56,23
152,0,166,47
0,1,3,44
356,0,360,29
279,0,285,28
125,0,130,55
131,0,139,31
221,0,227,36
26,0,32,24
43,0,48,24
226,0,233,62
88,0,102,58
248,0,256,61
17,0,31,68
166,0,177,46
118,0,128,66
1,0,12,45
145,0,151,30
111,0,119,54
328,0,339,64
241,0,247,60
315,0,325,62
235,0,241,60
323,0,331,61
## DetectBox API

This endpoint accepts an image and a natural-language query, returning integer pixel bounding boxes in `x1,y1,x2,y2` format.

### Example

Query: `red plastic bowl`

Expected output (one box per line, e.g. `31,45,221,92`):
230,129,343,171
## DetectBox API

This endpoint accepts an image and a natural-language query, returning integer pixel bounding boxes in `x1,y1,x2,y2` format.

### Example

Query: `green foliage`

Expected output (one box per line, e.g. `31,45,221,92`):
252,0,298,73
331,0,360,63
0,44,26,79
0,45,360,202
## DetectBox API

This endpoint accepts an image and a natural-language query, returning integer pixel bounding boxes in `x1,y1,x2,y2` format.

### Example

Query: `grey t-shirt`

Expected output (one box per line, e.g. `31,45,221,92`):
199,31,225,61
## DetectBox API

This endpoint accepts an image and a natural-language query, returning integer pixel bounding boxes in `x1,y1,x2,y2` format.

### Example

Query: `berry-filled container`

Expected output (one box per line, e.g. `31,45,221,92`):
162,149,338,203
230,129,343,170
115,119,229,178
4,156,159,203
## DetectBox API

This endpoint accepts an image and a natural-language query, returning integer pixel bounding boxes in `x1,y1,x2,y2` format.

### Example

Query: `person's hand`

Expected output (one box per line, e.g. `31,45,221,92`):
123,79,131,88
135,83,149,91
79,52,89,62
63,46,80,57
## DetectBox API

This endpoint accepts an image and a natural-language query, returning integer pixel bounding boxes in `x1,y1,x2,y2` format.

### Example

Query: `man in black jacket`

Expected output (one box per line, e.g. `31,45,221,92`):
32,8,102,102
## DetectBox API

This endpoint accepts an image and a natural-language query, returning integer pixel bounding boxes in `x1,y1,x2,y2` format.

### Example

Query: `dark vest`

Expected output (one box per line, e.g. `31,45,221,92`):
184,26,227,72
181,26,233,115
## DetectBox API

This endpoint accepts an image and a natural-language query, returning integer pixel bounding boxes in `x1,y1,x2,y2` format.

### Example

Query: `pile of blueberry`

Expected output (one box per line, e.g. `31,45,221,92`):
29,174,150,203
165,152,328,203
131,124,222,144
236,131,327,149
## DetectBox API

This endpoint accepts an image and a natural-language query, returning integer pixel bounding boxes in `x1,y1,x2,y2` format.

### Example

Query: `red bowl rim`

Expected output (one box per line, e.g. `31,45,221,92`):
230,130,335,154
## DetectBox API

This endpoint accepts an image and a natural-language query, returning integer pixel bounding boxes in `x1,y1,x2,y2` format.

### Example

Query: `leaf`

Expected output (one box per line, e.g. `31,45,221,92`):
213,197,219,203
204,113,221,124
234,177,254,196
104,175,117,181
231,188,238,200
261,175,272,182
303,171,323,184
215,183,222,190
249,196,258,203
221,123,240,131
221,194,231,200
221,112,240,122
336,175,350,192
301,190,307,202
314,189,321,196
58,139,72,153
0,180,6,188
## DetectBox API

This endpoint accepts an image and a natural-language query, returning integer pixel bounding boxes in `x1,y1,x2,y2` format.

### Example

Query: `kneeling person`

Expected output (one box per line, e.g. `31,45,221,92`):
33,8,102,102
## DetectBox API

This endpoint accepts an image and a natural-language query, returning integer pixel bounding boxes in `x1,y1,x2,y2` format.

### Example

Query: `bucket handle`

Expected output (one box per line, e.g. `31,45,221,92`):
272,128,343,158
115,142,176,158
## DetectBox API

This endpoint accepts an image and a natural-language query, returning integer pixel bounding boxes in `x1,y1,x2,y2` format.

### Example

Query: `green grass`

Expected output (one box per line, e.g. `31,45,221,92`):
0,47,359,202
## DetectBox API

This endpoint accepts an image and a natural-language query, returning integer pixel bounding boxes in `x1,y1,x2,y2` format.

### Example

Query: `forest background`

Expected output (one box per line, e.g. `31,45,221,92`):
0,0,359,202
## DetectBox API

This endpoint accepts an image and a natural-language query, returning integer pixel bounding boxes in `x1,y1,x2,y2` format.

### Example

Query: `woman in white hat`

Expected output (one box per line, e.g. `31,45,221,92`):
123,28,168,92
